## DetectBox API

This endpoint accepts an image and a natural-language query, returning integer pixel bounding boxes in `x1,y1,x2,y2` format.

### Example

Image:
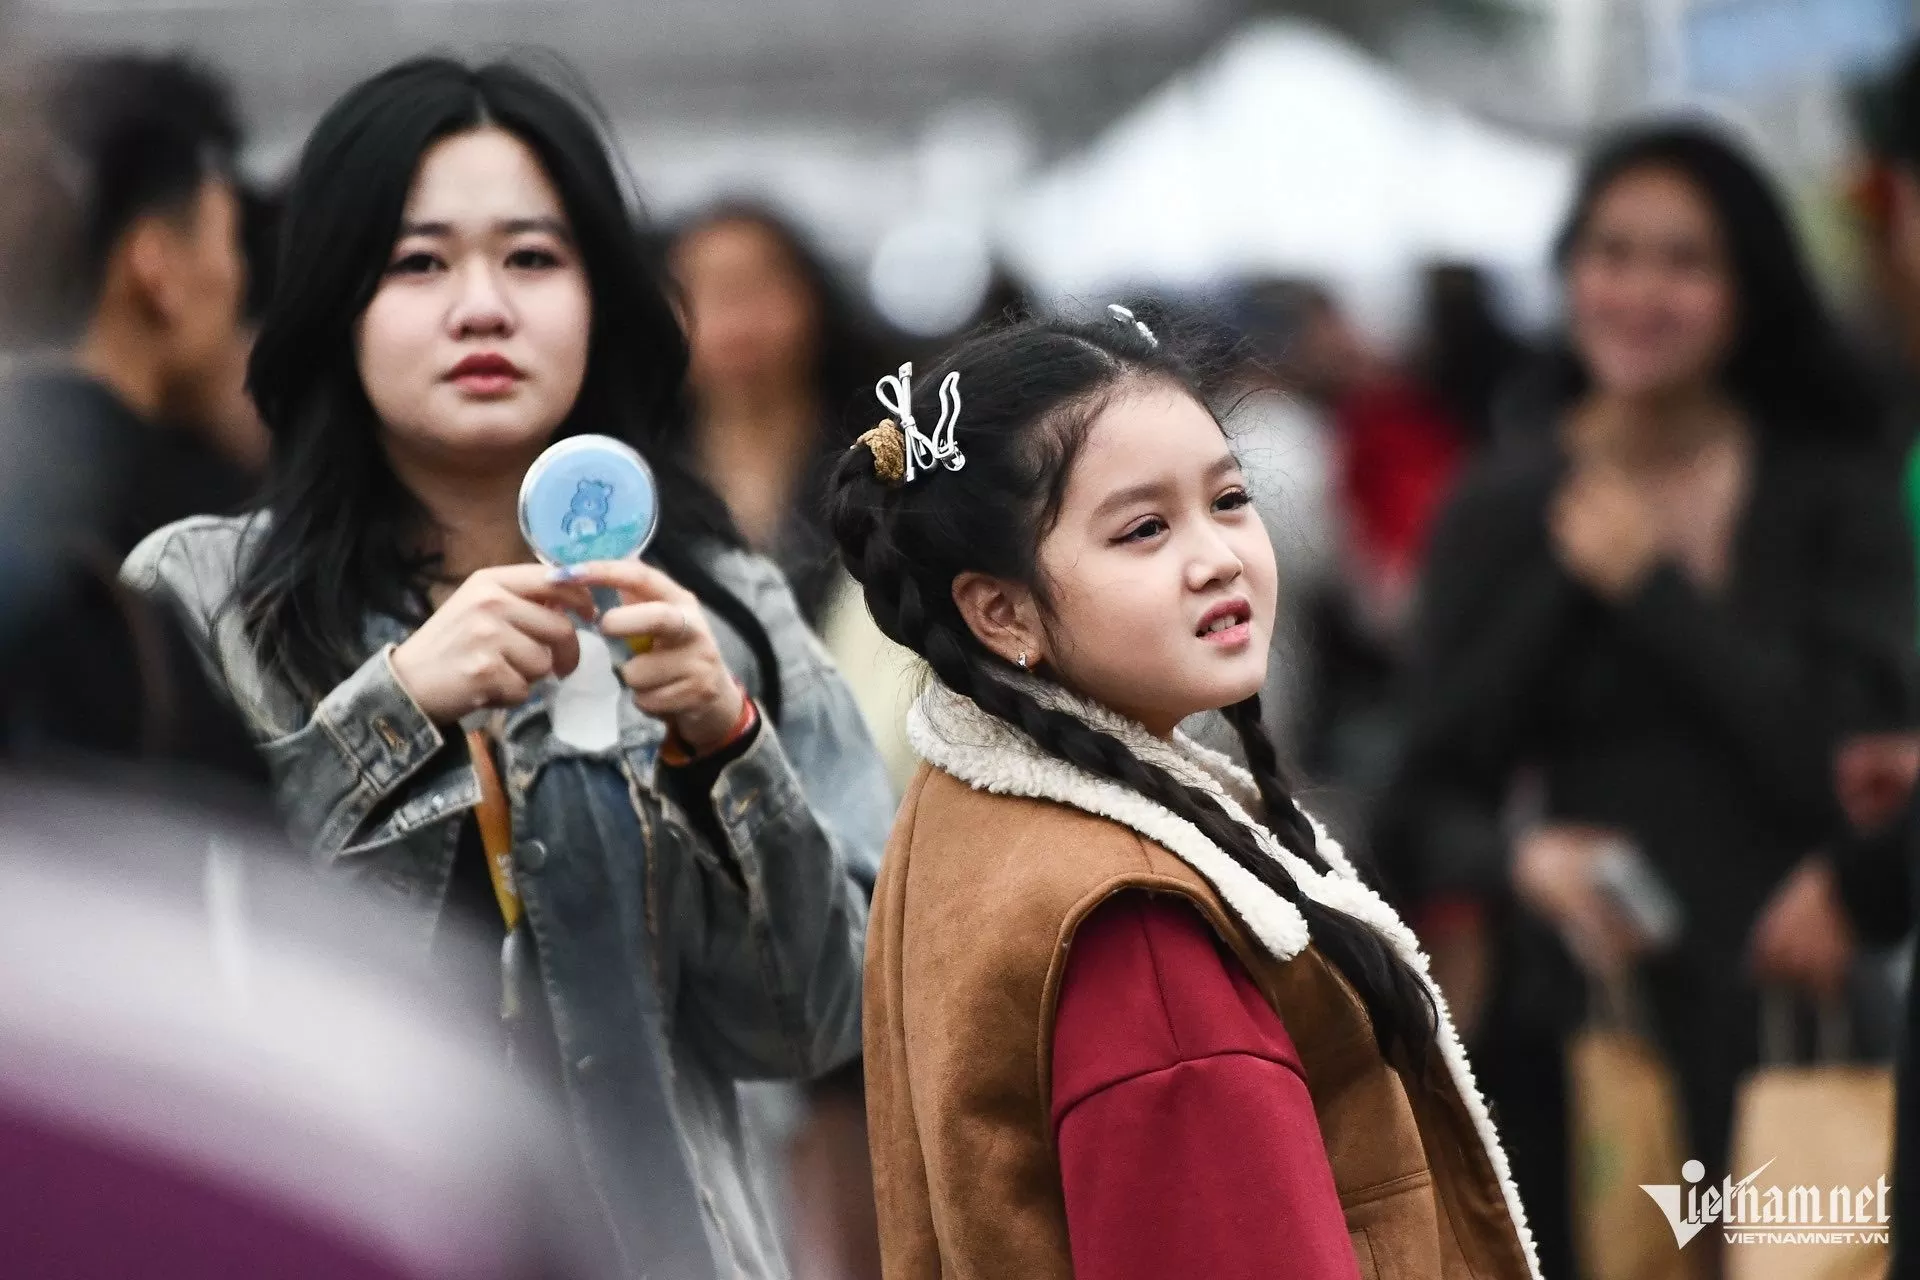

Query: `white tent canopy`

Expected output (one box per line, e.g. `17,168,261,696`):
997,21,1576,337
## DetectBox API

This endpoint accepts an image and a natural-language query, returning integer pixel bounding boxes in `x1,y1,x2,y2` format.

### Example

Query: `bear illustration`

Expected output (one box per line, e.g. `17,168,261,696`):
561,478,614,540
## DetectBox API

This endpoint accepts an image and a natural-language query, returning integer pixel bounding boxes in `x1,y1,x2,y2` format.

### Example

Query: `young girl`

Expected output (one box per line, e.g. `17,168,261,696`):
123,58,890,1279
827,310,1539,1280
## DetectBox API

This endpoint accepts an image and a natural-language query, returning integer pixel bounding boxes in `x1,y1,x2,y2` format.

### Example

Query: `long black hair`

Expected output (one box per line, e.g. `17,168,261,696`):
1550,121,1886,438
237,58,781,715
823,309,1438,1067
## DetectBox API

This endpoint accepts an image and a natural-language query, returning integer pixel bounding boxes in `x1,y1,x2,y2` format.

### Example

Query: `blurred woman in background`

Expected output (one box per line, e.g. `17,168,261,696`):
671,203,894,627
1376,122,1916,1279
124,59,890,1278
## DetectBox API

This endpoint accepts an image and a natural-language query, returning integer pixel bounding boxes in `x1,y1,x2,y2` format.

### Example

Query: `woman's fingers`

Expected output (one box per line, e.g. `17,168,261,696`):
498,627,561,684
492,594,584,675
475,656,533,711
482,562,599,613
624,675,713,720
558,562,743,751
618,642,706,694
559,559,693,606
600,600,697,647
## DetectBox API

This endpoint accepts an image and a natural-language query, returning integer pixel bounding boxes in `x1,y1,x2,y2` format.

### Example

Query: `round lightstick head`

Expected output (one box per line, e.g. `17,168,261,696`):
518,435,659,567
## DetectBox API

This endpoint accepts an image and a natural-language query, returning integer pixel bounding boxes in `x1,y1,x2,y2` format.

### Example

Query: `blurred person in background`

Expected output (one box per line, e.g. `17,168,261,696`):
1414,262,1532,452
0,9,78,356
1241,279,1471,827
670,205,895,1280
672,201,926,789
1225,280,1342,767
1281,280,1466,640
671,202,895,627
1751,43,1920,1272
0,53,267,794
191,182,280,477
1375,122,1914,1280
10,54,260,540
123,58,890,1280
0,27,82,621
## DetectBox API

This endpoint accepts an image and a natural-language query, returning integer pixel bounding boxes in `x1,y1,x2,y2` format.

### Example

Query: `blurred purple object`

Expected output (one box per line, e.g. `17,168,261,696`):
0,777,617,1279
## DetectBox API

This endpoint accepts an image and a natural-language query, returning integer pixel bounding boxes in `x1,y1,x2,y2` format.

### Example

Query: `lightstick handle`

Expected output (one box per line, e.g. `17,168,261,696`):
588,583,652,655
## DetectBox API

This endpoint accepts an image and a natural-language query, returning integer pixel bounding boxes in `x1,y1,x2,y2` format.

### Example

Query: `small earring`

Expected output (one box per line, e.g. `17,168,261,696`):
1016,651,1029,670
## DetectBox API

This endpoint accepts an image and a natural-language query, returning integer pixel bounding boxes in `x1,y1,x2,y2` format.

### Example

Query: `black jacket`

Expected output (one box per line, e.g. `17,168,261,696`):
0,370,267,797
1376,426,1916,1169
1380,429,1915,932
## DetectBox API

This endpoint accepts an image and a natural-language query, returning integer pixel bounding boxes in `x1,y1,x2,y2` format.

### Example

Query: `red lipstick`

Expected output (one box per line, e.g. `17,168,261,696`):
446,352,524,396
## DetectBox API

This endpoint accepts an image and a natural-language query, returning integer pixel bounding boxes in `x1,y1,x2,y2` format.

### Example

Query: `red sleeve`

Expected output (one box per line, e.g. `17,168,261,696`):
1051,892,1361,1280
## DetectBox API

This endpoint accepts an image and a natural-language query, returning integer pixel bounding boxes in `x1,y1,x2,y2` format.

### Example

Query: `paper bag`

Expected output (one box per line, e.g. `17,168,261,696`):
1725,1055,1892,1280
1569,1019,1695,1280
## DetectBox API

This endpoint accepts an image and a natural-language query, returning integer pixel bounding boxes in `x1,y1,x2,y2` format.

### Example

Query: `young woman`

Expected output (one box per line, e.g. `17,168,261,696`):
1375,123,1916,1279
122,58,891,1279
827,309,1540,1280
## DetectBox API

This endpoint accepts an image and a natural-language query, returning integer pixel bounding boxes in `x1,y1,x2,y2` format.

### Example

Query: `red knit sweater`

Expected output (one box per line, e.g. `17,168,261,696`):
1050,892,1361,1280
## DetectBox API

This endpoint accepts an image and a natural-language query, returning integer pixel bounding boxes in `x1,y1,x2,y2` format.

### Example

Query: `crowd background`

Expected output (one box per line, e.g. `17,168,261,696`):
4,0,1920,1277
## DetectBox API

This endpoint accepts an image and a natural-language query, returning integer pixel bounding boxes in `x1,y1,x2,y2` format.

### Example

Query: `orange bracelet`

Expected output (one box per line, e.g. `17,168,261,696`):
660,681,758,767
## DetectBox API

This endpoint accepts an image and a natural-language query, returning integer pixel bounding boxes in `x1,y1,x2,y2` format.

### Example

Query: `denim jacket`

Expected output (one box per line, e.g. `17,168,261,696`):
123,514,890,1279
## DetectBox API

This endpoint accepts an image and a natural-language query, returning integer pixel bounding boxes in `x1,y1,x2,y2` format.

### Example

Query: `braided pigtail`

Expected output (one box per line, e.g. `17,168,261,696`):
1219,694,1323,868
1221,694,1437,1063
826,308,1439,1068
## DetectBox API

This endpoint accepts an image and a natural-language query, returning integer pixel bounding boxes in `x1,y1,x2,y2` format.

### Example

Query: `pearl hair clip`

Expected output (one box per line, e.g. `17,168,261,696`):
1108,303,1158,349
855,362,966,487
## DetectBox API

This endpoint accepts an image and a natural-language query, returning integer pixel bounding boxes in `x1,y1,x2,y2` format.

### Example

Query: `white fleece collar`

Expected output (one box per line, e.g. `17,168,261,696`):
908,678,1542,1280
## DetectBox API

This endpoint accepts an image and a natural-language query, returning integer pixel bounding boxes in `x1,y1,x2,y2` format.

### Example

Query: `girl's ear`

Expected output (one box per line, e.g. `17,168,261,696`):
952,571,1045,669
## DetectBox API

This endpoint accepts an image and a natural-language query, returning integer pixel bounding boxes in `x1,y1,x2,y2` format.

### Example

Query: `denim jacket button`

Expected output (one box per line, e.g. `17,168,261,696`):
519,838,548,872
372,716,405,753
429,794,445,813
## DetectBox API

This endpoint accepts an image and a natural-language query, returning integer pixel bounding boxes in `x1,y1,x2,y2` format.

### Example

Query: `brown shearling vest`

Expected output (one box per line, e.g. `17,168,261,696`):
865,762,1537,1280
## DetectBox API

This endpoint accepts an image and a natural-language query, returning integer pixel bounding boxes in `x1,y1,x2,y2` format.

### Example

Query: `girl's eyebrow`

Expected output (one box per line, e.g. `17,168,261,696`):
1092,478,1172,518
1090,454,1239,519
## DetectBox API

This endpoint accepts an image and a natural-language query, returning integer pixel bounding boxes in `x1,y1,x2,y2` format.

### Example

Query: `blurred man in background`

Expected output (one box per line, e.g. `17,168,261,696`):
0,52,265,793
12,53,259,538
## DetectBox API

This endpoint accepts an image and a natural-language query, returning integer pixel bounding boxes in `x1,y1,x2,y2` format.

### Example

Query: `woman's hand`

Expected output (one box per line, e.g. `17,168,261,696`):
1748,856,1855,998
1550,465,1661,600
1511,824,1649,979
565,561,749,755
390,564,590,723
1835,731,1920,831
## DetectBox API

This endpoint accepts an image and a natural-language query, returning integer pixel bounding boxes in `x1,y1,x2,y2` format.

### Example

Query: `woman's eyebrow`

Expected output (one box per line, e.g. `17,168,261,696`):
498,216,573,241
395,216,574,240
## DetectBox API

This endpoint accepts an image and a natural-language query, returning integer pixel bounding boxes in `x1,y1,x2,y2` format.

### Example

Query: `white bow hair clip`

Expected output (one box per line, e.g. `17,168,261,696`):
857,362,965,487
1108,303,1159,349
